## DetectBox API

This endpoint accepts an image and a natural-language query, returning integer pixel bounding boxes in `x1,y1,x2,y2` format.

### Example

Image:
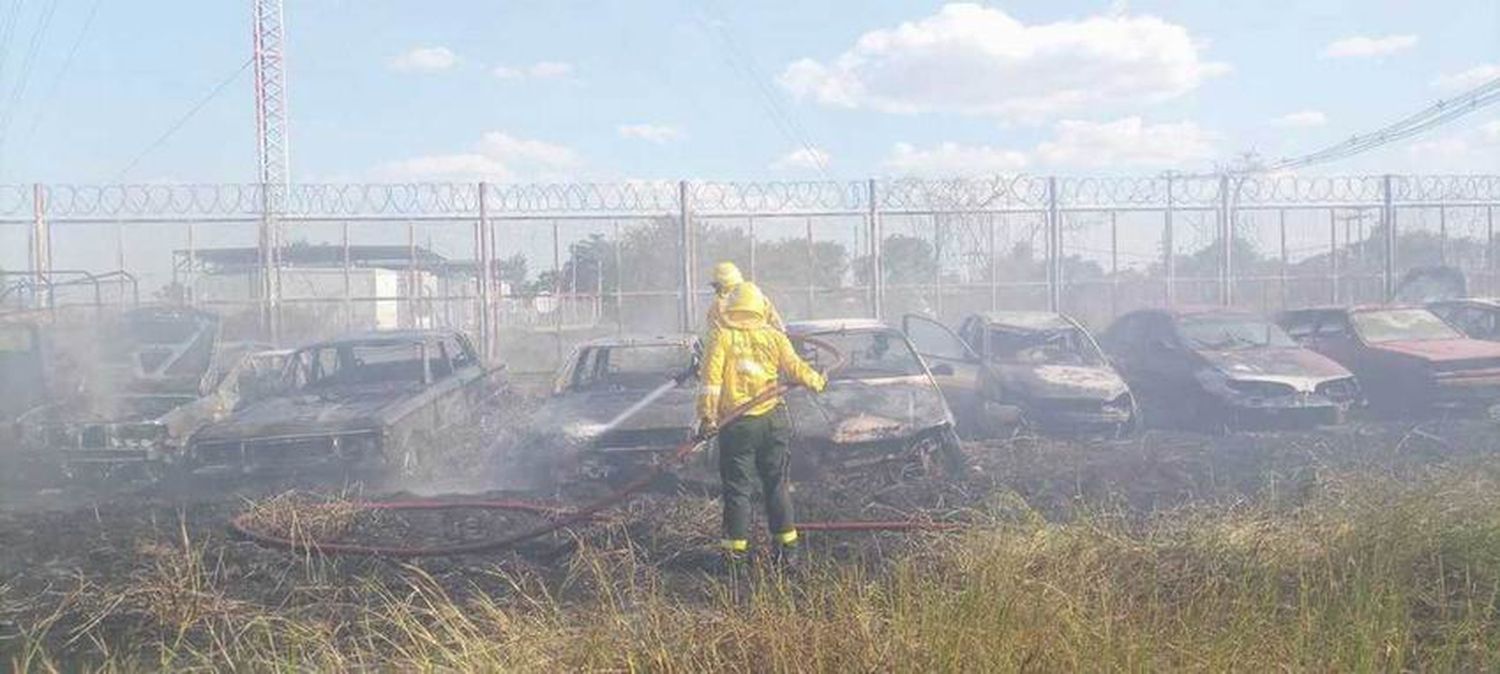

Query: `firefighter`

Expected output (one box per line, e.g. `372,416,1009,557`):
698,280,824,568
707,261,784,333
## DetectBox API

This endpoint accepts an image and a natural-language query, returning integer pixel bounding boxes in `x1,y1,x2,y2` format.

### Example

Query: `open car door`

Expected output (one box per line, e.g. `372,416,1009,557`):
902,314,983,422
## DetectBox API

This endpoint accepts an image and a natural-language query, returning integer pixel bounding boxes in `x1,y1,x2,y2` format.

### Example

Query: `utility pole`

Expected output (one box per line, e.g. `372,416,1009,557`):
253,0,290,341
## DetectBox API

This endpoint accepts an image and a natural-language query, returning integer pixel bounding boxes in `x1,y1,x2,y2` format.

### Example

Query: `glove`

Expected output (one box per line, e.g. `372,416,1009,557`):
695,416,717,439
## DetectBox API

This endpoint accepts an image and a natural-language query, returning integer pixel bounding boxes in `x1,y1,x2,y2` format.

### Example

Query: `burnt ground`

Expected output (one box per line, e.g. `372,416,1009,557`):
1,405,1499,662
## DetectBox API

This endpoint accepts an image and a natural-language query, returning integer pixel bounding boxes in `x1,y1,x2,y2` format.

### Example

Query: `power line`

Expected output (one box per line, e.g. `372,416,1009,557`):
1263,76,1500,173
0,0,60,168
694,0,834,180
18,0,104,143
113,57,253,182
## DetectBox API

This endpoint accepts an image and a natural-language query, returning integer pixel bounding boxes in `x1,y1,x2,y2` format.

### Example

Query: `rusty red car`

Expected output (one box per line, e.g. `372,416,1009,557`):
1278,306,1500,413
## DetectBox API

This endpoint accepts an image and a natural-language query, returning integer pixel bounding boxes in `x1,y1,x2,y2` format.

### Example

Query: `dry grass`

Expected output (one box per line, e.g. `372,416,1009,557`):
11,465,1500,671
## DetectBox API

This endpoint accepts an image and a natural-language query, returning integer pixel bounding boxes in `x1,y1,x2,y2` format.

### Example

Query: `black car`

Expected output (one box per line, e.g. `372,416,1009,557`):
1101,308,1358,429
191,329,500,475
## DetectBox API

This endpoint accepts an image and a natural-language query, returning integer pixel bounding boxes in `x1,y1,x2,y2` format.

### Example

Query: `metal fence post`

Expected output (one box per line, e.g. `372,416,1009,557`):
1329,209,1339,304
341,221,351,332
1488,206,1495,294
476,181,492,360
1218,174,1233,306
677,180,693,332
1109,211,1118,320
1046,176,1060,312
1164,174,1175,306
1438,205,1447,266
868,178,882,319
29,184,49,307
1382,174,1396,301
989,214,999,312
805,216,816,316
1278,209,1288,309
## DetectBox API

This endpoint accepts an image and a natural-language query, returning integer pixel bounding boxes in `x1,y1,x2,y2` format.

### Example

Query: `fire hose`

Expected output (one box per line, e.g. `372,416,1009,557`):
230,336,962,558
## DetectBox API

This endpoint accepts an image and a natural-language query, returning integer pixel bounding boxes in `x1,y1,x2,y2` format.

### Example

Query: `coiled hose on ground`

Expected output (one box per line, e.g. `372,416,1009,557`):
230,336,961,557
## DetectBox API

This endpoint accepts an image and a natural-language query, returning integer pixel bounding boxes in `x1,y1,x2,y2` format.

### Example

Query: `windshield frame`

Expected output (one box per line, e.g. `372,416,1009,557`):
1176,313,1298,351
1350,308,1463,343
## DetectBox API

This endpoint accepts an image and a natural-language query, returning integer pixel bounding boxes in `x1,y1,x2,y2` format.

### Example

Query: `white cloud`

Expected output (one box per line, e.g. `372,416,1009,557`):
778,2,1227,120
1402,120,1500,171
492,61,575,80
617,123,685,143
1321,34,1417,59
374,131,580,182
882,142,1028,175
390,46,458,73
1270,110,1328,128
770,147,831,171
1035,117,1216,168
1433,63,1500,92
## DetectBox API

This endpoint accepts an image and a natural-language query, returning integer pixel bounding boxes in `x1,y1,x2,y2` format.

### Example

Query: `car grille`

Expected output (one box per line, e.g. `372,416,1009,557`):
195,431,379,467
1314,377,1360,402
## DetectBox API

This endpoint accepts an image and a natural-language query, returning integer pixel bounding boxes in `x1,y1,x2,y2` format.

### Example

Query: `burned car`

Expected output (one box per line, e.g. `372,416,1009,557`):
14,307,279,478
527,320,960,486
903,312,1134,436
521,334,700,484
1279,306,1500,413
782,319,961,477
1101,308,1357,429
191,329,499,474
1428,298,1500,341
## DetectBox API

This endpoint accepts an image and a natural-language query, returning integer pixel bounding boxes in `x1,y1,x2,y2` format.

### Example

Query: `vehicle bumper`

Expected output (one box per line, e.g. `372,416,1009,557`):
192,430,382,472
1220,394,1349,427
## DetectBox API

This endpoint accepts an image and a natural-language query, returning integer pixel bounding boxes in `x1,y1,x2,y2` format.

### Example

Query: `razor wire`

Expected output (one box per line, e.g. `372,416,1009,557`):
4,175,1500,220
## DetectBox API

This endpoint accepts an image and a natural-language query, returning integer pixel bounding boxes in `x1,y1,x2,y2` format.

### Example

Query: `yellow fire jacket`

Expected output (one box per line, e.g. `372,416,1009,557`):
697,324,825,423
705,281,785,333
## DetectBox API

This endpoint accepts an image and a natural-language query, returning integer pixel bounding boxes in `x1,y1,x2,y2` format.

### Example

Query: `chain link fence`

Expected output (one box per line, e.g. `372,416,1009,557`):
3,175,1499,372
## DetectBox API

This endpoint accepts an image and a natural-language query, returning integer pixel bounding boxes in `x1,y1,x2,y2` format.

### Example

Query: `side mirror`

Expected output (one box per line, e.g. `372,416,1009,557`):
931,363,955,376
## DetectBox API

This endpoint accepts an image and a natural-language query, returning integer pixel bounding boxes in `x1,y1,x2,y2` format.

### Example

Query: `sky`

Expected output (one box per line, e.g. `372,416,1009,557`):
0,0,1498,185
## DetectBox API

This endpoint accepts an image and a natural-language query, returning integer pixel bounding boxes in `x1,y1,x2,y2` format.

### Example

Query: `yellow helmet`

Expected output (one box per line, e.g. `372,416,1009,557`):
721,282,767,329
712,261,745,292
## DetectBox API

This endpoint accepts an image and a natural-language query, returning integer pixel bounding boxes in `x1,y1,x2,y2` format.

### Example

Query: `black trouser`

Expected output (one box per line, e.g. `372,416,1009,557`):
718,405,796,551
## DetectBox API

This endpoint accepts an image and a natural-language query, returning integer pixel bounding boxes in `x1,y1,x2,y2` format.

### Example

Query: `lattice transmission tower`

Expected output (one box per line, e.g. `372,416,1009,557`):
252,0,290,196
252,0,289,339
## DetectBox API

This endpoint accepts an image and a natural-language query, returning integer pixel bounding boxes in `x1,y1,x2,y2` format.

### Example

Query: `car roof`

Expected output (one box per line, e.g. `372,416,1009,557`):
302,328,461,349
1121,306,1262,319
785,318,895,336
974,311,1074,331
1282,304,1429,315
575,333,698,348
1429,297,1500,308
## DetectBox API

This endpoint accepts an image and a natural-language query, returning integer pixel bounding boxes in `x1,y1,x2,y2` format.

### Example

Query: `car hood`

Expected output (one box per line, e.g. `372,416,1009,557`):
1370,338,1500,363
1197,347,1351,384
994,363,1128,400
784,374,951,445
532,384,696,439
193,383,415,442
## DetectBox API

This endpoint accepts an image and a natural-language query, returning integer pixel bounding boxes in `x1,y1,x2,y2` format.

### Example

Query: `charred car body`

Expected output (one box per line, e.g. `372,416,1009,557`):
1428,298,1500,341
0,321,46,425
1102,308,1358,429
191,329,498,474
781,319,961,476
522,334,700,483
14,307,279,477
1279,306,1500,413
902,312,1134,435
527,320,960,486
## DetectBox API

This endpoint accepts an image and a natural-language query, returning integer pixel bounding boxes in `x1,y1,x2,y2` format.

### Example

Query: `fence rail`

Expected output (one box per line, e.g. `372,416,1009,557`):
3,174,1498,372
